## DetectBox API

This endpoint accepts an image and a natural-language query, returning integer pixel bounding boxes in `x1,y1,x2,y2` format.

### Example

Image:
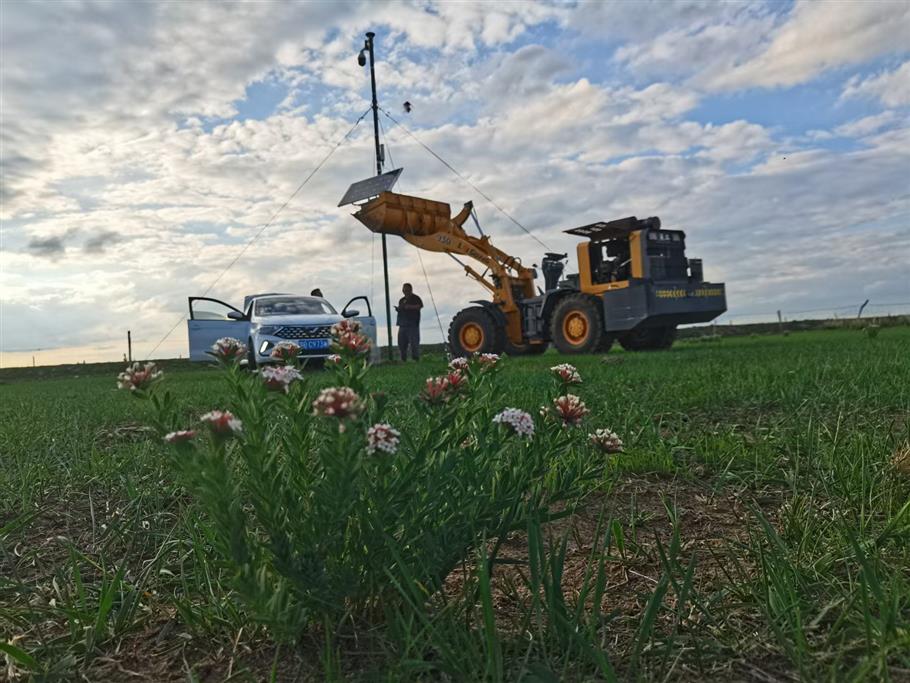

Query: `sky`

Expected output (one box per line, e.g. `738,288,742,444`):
1,0,909,367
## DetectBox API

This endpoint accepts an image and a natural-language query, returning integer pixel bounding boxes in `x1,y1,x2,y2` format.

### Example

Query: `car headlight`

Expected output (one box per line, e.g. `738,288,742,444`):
256,325,279,335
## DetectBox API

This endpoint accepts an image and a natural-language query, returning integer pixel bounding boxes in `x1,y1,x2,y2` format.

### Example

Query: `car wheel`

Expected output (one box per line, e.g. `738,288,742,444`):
247,337,257,369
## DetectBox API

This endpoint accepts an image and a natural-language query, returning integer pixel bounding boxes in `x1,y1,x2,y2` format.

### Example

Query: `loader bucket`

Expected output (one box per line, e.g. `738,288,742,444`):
353,191,469,237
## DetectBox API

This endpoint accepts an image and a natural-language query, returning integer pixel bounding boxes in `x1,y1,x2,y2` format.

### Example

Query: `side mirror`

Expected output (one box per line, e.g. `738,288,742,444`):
342,309,360,318
227,311,244,320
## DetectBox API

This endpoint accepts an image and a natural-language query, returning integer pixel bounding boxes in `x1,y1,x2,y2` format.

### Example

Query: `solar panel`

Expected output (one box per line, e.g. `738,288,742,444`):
338,168,403,206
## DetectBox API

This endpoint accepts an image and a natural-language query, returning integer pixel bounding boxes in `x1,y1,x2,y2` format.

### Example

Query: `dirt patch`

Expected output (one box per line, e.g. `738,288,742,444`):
4,476,786,681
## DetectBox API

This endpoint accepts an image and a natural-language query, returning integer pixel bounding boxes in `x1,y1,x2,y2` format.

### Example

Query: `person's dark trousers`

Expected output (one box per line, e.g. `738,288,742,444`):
397,325,420,361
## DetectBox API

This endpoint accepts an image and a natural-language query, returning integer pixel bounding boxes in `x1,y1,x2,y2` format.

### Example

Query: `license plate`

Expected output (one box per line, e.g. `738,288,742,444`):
299,339,330,350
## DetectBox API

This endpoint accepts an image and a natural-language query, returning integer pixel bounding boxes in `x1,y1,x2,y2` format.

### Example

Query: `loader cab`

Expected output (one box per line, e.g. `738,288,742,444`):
566,216,661,293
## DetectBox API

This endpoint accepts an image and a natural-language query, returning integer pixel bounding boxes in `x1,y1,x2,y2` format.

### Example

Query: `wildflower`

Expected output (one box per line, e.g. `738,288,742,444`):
366,423,401,455
460,435,477,449
477,353,500,369
326,354,343,365
270,341,300,363
448,357,470,372
200,410,243,437
312,386,364,428
445,370,469,393
210,337,247,362
552,394,589,427
117,362,162,392
333,331,372,355
260,365,302,393
589,428,623,454
420,376,450,404
163,430,197,444
551,363,582,385
331,319,362,337
493,408,535,438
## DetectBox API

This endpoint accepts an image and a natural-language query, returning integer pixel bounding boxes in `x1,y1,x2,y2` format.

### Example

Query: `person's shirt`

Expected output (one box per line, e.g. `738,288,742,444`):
396,293,423,326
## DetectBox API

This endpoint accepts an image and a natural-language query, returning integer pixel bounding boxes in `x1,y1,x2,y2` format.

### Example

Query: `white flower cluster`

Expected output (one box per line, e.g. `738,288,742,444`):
260,365,303,393
211,337,247,360
448,357,470,371
493,407,535,438
366,423,401,455
478,353,500,366
117,362,163,391
589,428,623,454
550,363,582,384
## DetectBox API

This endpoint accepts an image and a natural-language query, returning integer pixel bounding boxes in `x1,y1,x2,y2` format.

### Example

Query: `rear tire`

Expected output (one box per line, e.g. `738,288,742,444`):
618,325,677,351
449,307,506,357
550,294,604,354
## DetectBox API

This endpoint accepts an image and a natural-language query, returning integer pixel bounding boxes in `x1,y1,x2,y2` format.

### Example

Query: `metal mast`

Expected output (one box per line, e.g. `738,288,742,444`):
362,31,394,361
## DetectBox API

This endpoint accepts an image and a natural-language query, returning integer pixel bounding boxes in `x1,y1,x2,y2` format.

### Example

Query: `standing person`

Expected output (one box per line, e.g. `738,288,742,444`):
396,283,423,361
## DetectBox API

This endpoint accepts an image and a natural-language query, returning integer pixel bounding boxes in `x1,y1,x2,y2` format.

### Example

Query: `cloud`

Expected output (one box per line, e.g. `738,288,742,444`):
2,1,909,366
26,234,69,259
841,60,910,107
83,230,124,253
709,1,910,90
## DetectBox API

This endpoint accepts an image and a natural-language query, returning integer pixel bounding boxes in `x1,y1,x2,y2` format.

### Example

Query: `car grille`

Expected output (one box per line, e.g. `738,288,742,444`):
273,325,332,340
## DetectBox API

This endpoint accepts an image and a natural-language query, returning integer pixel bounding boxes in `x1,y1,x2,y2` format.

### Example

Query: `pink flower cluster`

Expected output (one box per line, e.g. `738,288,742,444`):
210,337,247,362
366,423,400,455
312,386,364,427
117,362,163,392
200,410,243,437
477,353,500,369
164,430,196,444
260,365,302,393
326,354,343,365
420,369,469,404
589,428,623,454
493,407,535,438
551,363,582,385
270,341,300,363
331,319,372,356
550,394,589,427
448,357,470,372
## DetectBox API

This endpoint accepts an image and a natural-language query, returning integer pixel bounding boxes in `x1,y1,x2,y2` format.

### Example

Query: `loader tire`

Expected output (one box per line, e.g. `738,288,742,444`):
449,307,506,357
618,325,677,351
550,294,604,355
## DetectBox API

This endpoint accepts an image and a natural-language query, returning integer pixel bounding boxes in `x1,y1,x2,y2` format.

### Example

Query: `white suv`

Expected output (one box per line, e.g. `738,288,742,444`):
187,293,378,366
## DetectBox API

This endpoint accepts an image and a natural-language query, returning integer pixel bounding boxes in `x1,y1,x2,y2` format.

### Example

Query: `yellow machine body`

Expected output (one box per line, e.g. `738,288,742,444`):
354,191,536,345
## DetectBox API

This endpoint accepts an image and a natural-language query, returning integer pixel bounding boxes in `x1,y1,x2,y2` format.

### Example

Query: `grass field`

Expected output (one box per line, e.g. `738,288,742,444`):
2,328,909,681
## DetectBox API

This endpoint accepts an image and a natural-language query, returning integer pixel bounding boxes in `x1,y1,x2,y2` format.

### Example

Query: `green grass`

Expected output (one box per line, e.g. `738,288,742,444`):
1,328,909,680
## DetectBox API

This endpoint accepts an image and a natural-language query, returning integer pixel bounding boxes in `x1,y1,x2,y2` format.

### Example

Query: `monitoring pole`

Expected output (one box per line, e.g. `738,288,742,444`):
363,32,394,360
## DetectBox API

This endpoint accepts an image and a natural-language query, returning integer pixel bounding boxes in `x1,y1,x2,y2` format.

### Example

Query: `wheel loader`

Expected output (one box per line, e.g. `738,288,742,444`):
347,185,726,356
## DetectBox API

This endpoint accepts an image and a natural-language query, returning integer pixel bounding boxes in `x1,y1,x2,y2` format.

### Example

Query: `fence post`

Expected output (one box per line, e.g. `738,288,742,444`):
127,330,132,363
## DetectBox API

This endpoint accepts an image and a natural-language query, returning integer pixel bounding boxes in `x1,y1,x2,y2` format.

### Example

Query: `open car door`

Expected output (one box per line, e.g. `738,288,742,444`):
187,297,250,361
341,296,380,364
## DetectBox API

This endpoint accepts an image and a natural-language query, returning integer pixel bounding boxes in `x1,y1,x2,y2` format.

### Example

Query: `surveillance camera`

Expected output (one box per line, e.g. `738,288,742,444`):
357,51,367,67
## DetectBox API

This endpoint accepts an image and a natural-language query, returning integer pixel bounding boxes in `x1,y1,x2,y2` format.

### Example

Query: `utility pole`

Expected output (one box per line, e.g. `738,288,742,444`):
127,330,132,363
361,32,394,360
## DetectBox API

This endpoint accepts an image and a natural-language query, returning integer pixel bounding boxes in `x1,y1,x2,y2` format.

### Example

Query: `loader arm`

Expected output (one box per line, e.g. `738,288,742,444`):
352,191,536,342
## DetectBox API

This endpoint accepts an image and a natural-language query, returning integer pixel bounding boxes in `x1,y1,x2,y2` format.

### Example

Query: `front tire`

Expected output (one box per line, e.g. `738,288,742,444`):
449,307,506,357
550,294,604,354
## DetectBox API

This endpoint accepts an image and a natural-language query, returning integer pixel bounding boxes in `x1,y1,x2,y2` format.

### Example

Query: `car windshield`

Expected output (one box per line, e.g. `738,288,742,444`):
254,297,336,316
